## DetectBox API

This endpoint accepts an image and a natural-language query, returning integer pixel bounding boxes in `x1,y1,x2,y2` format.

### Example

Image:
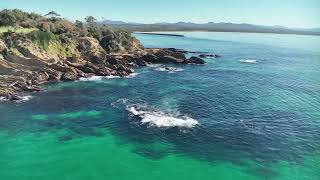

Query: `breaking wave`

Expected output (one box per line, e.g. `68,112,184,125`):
0,97,8,101
146,64,162,68
239,59,257,64
155,67,184,73
147,64,184,73
0,95,33,102
19,95,33,102
111,99,198,128
127,105,198,128
79,73,138,81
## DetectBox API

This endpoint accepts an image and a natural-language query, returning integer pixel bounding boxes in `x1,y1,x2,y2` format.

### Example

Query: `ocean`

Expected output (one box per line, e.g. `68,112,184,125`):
0,32,319,180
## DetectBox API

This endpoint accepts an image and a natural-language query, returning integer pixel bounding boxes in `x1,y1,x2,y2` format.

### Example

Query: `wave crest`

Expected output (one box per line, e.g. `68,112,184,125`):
128,106,198,128
18,95,33,102
79,73,138,81
239,59,257,64
155,67,184,73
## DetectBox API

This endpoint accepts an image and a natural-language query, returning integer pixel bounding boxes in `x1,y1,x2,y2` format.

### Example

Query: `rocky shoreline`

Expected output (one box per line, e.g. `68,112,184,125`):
0,38,205,101
0,10,209,101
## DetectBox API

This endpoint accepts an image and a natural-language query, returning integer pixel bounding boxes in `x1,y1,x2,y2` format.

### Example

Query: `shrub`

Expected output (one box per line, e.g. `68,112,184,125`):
0,9,42,28
0,9,140,53
28,31,57,51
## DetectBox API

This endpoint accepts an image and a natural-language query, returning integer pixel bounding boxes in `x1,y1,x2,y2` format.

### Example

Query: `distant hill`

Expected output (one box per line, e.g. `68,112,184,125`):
101,20,320,36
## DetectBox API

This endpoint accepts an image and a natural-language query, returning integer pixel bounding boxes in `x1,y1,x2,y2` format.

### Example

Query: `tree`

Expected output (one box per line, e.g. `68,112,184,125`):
0,9,41,28
44,11,61,18
85,16,96,24
0,9,17,26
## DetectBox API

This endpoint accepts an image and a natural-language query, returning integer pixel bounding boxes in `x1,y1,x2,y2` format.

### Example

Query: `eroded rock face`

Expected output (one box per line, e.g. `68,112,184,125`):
0,39,7,52
61,71,79,81
0,34,207,100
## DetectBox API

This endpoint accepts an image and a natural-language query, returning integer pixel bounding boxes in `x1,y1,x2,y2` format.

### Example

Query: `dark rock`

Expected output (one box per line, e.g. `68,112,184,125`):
188,56,206,64
156,49,186,60
46,69,62,82
48,64,71,73
10,94,22,101
157,56,185,64
61,71,79,81
67,56,81,63
134,58,147,66
141,54,158,63
106,57,119,65
23,85,43,92
32,72,50,84
89,55,103,64
97,67,112,76
117,65,130,72
199,54,221,58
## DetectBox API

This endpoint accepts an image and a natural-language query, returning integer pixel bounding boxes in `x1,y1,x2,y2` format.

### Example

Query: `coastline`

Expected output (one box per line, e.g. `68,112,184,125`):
0,46,205,101
0,10,204,102
134,32,184,37
134,30,320,37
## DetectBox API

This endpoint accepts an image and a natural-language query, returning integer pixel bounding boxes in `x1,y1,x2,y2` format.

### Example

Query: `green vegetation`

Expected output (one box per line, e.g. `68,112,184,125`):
28,30,58,51
0,9,42,28
0,9,139,53
0,27,37,34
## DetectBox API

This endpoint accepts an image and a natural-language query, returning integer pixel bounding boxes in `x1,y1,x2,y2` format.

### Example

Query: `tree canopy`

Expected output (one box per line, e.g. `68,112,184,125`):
85,16,97,24
0,9,136,53
44,11,61,17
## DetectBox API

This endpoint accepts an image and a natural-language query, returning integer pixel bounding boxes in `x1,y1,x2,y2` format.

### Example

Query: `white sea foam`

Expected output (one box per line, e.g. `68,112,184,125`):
126,73,139,78
20,95,33,101
111,98,130,108
146,64,161,68
79,73,138,81
79,76,105,81
129,106,140,116
13,95,34,103
0,97,8,101
155,67,184,73
0,95,33,102
128,106,198,128
239,59,257,64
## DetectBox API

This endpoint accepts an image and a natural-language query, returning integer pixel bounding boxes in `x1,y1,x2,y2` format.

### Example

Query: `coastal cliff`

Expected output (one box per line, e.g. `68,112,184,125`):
0,9,205,101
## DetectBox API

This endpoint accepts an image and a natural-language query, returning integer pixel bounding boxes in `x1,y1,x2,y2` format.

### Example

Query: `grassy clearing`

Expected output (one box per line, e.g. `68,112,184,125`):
0,26,37,34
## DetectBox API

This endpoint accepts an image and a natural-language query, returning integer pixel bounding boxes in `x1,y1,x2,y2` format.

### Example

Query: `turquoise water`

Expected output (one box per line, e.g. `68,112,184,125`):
0,32,320,180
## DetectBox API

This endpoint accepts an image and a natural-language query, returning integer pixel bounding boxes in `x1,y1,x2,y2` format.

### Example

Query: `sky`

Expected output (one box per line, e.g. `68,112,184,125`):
0,0,319,28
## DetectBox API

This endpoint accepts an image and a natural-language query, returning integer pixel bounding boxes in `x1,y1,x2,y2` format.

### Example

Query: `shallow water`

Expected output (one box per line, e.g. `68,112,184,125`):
0,32,320,180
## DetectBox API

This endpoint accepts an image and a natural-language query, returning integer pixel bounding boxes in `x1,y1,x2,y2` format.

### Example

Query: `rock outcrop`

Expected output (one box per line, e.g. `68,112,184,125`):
0,9,211,101
0,33,206,101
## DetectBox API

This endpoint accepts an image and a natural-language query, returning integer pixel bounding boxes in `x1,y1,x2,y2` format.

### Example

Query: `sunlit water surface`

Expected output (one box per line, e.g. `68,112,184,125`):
0,32,319,180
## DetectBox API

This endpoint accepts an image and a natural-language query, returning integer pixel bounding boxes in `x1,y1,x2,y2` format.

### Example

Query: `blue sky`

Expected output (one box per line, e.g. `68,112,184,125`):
1,0,319,28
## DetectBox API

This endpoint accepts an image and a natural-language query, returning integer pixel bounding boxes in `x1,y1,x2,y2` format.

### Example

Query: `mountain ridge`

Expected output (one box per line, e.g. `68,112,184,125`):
100,20,320,36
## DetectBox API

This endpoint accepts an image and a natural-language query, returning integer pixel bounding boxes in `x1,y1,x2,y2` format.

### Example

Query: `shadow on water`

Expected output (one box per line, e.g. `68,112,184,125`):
105,100,320,179
0,63,319,179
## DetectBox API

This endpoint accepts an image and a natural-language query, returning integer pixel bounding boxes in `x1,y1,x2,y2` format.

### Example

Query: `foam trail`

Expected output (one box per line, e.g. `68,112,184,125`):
128,106,198,128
